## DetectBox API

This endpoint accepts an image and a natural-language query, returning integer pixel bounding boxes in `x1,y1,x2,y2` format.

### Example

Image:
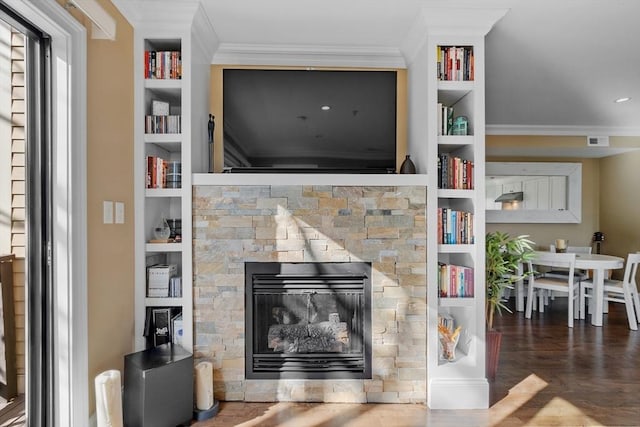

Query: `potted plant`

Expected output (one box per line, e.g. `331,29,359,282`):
485,231,535,380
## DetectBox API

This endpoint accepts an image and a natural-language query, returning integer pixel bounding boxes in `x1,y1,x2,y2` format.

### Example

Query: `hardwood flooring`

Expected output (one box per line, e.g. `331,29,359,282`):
195,298,640,427
2,298,638,426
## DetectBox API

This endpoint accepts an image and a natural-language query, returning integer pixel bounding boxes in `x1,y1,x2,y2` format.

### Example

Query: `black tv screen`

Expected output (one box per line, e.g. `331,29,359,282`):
222,69,397,173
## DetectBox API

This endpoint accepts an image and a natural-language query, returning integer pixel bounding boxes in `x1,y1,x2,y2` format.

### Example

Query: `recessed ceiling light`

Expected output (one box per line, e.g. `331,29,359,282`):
321,105,330,111
615,97,631,103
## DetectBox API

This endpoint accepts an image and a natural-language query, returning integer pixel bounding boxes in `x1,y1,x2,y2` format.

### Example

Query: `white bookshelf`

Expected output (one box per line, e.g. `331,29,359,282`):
128,3,216,352
420,21,500,408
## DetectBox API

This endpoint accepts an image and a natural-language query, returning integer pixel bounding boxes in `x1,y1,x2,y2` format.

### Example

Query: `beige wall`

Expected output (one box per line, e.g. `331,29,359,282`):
600,149,640,260
63,0,136,413
486,136,600,251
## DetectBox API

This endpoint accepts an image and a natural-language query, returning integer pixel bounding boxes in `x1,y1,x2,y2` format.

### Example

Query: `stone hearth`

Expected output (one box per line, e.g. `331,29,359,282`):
192,185,426,403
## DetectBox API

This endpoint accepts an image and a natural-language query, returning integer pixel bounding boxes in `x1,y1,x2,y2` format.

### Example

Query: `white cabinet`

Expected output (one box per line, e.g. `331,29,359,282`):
523,177,548,210
550,176,568,210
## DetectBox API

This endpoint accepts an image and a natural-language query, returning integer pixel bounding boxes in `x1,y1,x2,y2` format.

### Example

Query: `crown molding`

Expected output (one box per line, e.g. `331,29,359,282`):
487,124,640,137
211,43,406,68
191,2,218,63
401,3,510,65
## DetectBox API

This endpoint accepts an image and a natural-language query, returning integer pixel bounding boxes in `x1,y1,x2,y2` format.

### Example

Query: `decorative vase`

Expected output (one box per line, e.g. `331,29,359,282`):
399,155,416,174
153,218,171,241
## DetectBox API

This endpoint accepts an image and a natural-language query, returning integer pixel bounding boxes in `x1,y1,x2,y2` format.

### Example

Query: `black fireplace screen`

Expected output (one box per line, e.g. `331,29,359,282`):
245,262,372,379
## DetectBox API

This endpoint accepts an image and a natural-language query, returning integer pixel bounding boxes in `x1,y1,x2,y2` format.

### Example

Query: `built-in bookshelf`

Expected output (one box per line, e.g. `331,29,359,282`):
131,5,215,352
136,36,187,351
426,33,490,409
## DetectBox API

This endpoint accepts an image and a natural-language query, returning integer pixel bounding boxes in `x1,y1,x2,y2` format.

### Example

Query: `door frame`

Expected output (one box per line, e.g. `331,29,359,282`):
1,0,88,425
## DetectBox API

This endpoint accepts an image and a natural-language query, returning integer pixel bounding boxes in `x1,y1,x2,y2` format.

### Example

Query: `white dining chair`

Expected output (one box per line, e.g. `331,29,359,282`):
546,245,591,281
579,252,640,330
526,252,580,327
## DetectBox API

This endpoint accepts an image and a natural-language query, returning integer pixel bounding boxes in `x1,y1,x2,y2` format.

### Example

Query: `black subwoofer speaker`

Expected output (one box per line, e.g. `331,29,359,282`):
123,343,193,427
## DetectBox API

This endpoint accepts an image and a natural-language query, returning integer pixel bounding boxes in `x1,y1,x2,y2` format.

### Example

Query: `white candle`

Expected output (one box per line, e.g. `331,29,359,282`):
555,239,567,250
95,370,123,427
195,361,214,410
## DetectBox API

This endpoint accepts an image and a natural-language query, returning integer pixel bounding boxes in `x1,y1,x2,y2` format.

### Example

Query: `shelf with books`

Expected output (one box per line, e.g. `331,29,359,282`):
437,262,474,299
437,153,474,190
143,38,182,80
437,45,475,82
437,207,474,245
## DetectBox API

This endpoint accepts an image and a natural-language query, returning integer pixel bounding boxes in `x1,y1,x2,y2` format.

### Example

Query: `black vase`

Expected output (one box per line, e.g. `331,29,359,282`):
399,155,416,174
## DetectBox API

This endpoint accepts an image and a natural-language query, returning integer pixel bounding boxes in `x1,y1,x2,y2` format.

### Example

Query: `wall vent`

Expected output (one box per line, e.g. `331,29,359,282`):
587,136,609,147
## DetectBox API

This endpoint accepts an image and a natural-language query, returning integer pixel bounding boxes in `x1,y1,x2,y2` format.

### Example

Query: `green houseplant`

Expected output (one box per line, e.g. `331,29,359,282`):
485,231,535,380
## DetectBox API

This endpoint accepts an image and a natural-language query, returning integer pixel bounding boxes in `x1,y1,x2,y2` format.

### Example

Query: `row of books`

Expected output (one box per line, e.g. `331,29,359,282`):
144,50,182,80
145,115,181,134
438,154,474,190
437,207,474,244
437,102,455,136
148,277,181,297
438,263,474,298
437,45,474,81
146,156,175,189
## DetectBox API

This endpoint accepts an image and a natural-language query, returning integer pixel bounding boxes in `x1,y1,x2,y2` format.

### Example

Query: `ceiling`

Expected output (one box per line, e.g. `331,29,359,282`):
120,0,640,158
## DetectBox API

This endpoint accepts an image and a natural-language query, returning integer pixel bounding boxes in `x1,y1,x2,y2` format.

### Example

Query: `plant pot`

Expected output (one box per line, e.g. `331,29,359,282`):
486,329,502,382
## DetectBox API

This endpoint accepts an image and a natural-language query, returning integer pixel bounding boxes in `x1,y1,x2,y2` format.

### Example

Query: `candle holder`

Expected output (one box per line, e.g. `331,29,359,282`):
555,239,568,253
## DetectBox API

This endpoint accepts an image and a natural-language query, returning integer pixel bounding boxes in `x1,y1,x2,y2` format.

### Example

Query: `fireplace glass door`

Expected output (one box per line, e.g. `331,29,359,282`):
245,262,371,379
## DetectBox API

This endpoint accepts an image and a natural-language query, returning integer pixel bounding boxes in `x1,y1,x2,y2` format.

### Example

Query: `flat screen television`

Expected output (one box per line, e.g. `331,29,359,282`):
222,69,398,173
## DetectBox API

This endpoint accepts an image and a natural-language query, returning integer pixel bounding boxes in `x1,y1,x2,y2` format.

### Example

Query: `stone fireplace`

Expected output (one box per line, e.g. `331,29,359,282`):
193,185,426,403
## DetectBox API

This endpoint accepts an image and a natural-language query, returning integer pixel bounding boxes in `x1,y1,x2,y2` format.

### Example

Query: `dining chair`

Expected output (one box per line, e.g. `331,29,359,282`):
579,252,640,330
526,252,580,327
546,245,591,281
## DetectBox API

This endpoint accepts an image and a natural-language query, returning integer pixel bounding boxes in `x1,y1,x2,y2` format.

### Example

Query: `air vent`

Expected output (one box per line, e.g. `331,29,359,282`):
587,136,609,147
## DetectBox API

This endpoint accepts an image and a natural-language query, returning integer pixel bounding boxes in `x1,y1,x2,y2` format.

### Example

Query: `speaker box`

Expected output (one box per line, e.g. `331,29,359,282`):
123,343,193,427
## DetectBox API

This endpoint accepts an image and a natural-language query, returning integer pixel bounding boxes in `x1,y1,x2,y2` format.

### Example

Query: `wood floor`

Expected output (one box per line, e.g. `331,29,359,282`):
195,298,640,427
2,299,638,426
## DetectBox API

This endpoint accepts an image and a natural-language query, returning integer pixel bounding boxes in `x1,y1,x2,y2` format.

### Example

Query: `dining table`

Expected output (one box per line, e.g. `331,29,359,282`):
515,252,624,326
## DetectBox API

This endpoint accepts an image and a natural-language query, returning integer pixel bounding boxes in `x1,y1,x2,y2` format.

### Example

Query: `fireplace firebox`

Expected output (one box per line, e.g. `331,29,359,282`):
245,262,372,380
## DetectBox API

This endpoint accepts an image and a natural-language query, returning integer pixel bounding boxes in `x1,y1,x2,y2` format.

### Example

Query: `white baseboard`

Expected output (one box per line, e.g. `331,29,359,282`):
428,378,489,409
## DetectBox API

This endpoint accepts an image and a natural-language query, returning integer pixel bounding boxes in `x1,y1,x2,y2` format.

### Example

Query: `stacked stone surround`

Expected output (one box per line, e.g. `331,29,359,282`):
192,185,427,403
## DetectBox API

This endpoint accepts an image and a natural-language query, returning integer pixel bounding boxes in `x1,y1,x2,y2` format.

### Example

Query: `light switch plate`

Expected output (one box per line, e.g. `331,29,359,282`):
103,201,113,224
115,202,125,224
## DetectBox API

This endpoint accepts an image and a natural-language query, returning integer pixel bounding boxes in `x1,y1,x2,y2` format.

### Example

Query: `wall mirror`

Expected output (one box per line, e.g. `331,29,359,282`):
486,162,582,223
